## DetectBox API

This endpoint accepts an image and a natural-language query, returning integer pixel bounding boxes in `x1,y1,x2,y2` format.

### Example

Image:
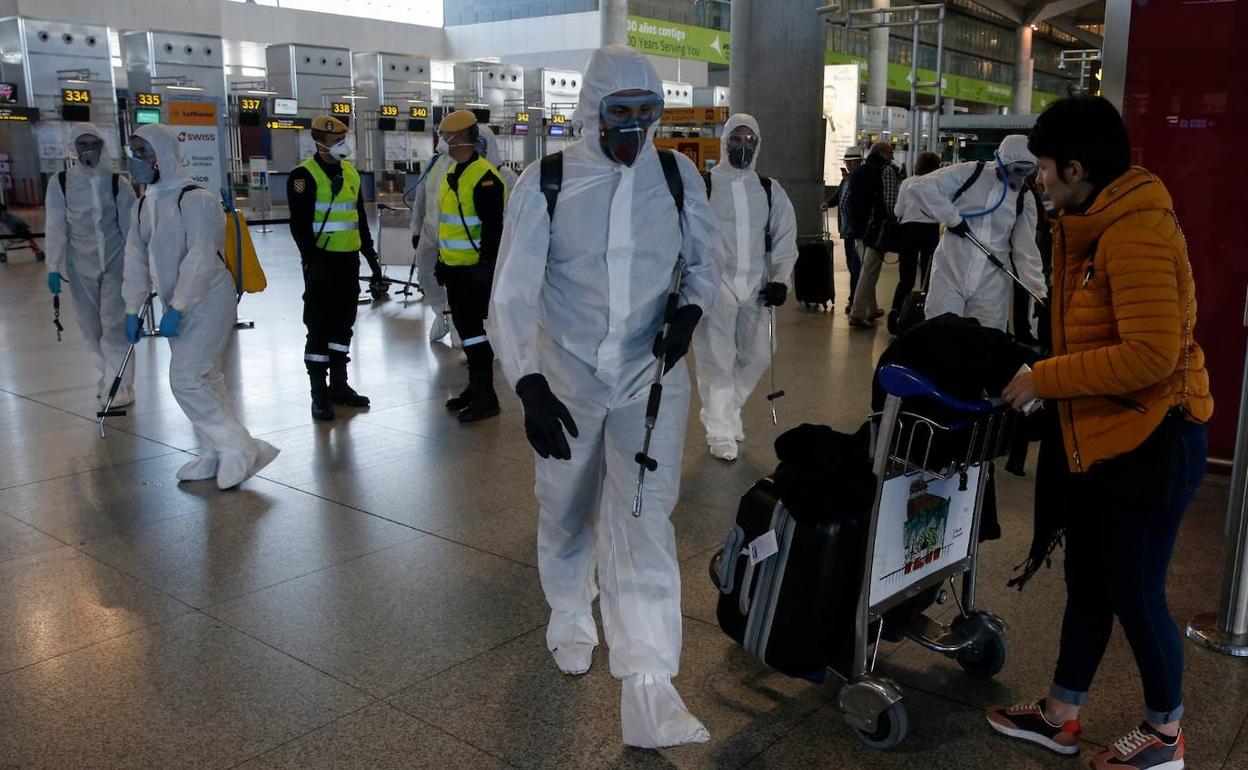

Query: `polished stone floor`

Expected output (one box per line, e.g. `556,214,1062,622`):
1,213,1245,770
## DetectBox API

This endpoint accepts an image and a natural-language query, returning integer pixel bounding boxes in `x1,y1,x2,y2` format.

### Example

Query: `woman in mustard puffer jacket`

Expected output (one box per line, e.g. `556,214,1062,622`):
986,97,1212,770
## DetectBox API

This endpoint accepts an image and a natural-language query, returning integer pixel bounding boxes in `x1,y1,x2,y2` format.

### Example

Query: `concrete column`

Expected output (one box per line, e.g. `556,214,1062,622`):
731,0,826,240
601,0,628,47
867,0,890,106
1012,24,1034,115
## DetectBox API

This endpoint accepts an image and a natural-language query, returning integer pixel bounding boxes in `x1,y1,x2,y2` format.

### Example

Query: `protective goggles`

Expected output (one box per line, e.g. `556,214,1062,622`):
996,153,1035,179
726,130,759,148
598,92,664,128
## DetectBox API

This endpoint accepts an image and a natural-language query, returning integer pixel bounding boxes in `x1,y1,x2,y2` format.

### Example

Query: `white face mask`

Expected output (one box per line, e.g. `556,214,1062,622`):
318,139,352,160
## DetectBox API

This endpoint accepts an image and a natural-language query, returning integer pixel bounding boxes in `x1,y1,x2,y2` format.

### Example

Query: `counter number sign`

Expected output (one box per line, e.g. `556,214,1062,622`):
379,104,398,117
516,111,530,123
136,92,162,108
62,88,91,104
409,106,429,119
550,114,566,125
331,101,352,116
239,97,263,113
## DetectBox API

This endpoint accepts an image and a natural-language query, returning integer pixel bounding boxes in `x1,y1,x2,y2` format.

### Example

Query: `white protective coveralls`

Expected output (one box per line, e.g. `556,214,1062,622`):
478,124,520,190
905,134,1045,330
488,45,721,748
409,150,455,340
691,114,798,457
121,123,278,490
44,123,138,403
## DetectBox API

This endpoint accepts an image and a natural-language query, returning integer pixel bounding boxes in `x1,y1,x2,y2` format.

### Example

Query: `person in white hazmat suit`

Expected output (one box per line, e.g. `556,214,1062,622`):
488,45,721,749
905,134,1046,331
691,114,798,462
477,124,520,190
121,124,279,490
409,139,456,342
44,123,138,406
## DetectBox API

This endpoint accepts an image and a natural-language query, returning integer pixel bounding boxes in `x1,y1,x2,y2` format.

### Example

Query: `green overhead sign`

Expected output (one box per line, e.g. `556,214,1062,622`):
627,15,730,65
826,50,1062,112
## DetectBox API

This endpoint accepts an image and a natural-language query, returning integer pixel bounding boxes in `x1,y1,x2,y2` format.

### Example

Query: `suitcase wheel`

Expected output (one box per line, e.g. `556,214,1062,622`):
708,549,724,590
853,700,908,750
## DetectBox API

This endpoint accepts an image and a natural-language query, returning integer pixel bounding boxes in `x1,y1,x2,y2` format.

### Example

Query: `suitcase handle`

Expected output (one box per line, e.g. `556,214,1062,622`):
739,556,757,616
718,526,745,595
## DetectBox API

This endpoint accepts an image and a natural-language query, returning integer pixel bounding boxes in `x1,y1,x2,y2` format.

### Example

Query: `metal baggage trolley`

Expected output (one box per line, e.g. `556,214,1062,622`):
838,363,1015,749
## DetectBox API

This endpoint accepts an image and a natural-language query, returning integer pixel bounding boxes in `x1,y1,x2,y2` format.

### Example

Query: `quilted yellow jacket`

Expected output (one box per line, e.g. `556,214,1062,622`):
1033,167,1213,472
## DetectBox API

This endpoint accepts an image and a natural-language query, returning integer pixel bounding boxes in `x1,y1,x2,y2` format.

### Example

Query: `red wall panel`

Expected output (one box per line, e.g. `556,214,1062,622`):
1121,0,1248,458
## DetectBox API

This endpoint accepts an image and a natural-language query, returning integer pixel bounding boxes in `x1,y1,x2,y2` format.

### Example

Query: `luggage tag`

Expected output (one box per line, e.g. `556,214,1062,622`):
748,530,780,566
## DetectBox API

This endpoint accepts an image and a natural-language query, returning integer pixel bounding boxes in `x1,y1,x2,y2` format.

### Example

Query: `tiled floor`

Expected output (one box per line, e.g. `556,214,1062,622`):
1,216,1243,769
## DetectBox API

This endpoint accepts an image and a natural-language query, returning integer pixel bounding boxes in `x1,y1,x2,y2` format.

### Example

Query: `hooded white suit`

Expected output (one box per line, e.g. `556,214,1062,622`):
478,124,520,190
409,148,455,339
488,45,721,748
691,114,798,454
44,123,138,402
905,134,1046,330
121,123,278,490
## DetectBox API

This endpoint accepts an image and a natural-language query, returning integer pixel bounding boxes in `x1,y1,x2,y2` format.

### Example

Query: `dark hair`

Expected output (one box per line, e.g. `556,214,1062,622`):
1029,96,1130,186
915,151,942,176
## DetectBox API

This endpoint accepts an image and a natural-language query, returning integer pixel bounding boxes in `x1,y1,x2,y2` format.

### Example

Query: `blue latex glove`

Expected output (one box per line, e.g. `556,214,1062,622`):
47,272,62,294
158,308,184,338
124,314,142,344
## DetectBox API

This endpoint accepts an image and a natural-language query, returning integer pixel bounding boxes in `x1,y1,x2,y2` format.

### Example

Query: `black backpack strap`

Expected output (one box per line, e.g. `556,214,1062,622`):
952,161,986,203
539,152,563,221
176,184,202,210
701,171,712,197
760,175,774,253
58,170,67,197
112,173,120,201
657,148,684,216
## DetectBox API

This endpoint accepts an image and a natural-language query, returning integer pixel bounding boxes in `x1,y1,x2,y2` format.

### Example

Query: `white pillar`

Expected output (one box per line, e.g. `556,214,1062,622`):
601,0,628,47
867,0,890,106
1012,24,1034,115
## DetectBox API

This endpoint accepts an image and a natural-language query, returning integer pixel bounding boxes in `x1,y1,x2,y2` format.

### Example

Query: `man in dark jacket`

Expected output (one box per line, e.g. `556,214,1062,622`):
847,142,899,328
288,115,383,421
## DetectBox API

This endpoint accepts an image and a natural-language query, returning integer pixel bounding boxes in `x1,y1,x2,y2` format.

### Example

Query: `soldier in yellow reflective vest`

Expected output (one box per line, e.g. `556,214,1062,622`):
287,115,381,421
434,110,507,422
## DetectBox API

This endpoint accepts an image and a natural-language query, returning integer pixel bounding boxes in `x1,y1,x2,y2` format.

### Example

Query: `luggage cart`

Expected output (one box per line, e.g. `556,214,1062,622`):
838,363,1014,748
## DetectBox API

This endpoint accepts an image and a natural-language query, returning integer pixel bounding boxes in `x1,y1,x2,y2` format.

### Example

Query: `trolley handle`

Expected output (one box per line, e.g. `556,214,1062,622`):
877,364,996,416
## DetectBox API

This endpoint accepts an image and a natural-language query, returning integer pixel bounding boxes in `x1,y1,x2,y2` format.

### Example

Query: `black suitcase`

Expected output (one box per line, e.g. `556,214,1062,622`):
794,241,835,310
711,478,866,680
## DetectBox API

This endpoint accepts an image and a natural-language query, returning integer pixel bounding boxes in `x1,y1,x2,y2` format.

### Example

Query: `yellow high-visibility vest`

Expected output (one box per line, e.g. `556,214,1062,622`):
298,157,362,252
438,156,502,266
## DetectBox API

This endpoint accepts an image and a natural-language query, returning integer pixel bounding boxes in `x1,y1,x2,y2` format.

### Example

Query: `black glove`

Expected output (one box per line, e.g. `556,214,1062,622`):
433,260,447,286
411,234,420,252
652,304,703,373
516,373,579,461
364,253,384,280
948,220,971,238
759,282,787,307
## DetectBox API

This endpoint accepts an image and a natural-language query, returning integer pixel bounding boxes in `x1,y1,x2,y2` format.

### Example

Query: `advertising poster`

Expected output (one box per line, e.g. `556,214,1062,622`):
868,467,980,607
823,64,860,188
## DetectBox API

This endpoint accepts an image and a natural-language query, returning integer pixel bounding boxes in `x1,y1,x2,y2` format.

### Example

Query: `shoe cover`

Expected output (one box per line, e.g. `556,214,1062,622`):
216,439,279,490
547,610,598,676
620,674,710,749
177,452,220,482
428,311,451,342
111,387,136,408
709,438,738,461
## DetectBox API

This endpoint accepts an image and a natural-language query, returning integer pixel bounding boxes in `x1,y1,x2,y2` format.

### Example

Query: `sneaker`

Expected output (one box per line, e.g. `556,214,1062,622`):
1089,724,1184,770
985,699,1082,756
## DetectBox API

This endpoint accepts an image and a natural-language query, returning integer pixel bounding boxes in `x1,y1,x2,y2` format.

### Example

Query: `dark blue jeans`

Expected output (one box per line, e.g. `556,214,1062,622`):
1050,411,1208,724
844,236,861,306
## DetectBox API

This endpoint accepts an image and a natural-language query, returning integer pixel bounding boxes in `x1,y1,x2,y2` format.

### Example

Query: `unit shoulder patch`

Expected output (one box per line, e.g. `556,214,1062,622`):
293,177,307,194
480,179,495,187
